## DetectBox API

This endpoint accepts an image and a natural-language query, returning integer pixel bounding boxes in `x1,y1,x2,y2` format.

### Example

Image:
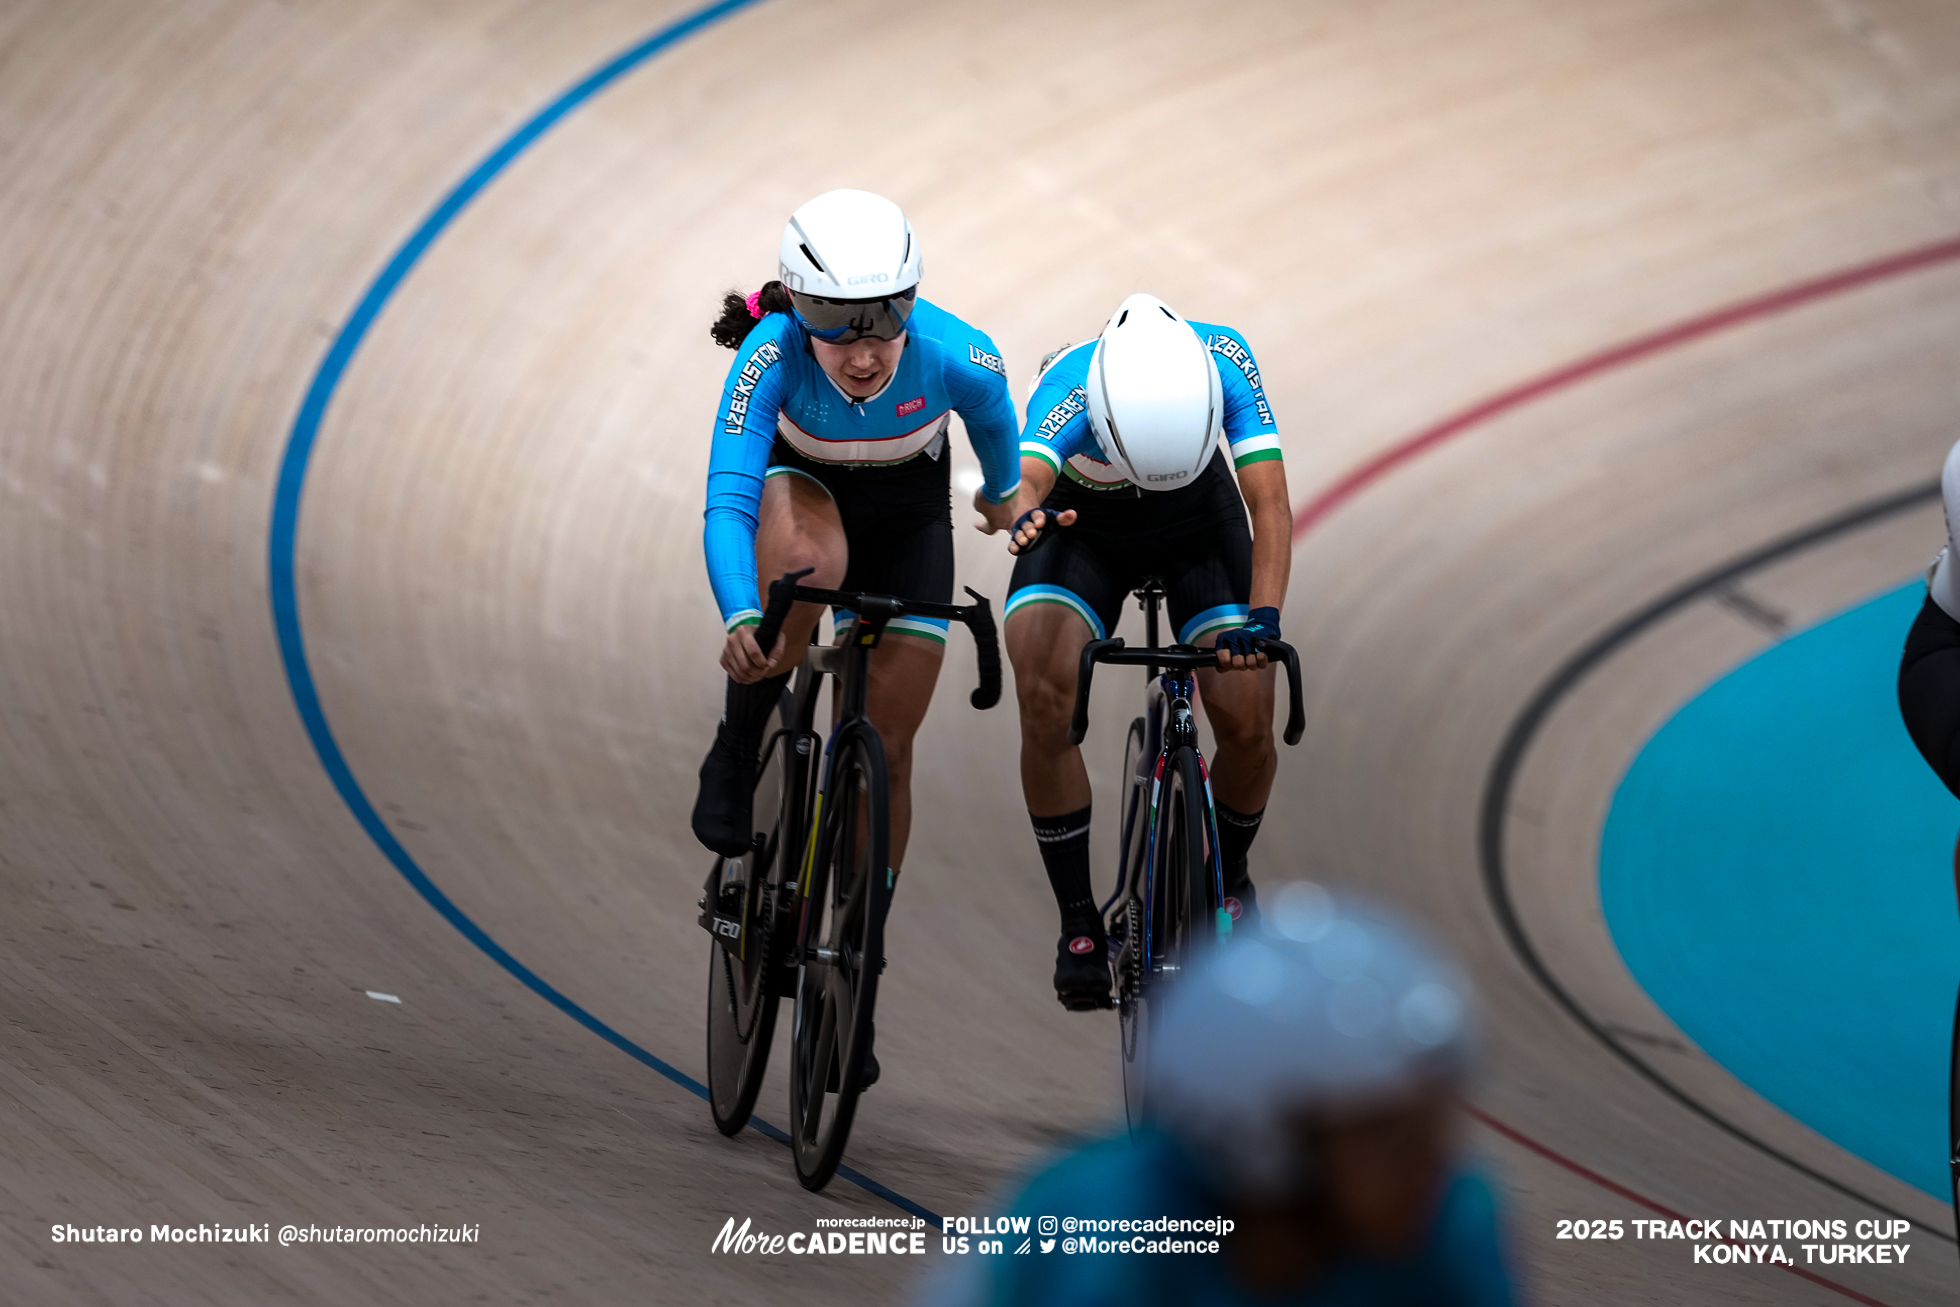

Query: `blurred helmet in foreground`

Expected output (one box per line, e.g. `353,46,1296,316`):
1146,884,1473,1198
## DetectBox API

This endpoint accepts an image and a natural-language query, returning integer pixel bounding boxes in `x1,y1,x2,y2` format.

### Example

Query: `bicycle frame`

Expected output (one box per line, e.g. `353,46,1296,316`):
1130,666,1228,969
788,618,890,964
748,572,1001,967
1074,582,1306,972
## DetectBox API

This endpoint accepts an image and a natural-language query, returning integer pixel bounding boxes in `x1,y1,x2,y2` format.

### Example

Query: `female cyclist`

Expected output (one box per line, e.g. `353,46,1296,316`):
692,189,1021,883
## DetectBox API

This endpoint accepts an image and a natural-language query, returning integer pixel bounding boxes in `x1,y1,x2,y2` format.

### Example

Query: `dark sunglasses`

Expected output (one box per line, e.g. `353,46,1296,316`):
789,287,917,344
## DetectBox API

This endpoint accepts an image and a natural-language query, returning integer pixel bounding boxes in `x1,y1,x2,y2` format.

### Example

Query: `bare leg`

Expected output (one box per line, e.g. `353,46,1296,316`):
693,473,854,856
1006,602,1096,816
1195,634,1279,814
1007,600,1114,1006
750,472,846,674
861,634,946,872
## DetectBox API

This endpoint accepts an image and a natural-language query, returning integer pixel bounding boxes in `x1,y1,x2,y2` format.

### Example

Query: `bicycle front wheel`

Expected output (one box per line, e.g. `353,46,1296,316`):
1121,744,1211,1131
704,695,793,1136
789,726,891,1191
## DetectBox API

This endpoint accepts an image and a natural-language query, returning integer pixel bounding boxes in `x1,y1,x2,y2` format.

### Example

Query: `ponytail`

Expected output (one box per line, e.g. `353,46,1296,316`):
710,280,795,350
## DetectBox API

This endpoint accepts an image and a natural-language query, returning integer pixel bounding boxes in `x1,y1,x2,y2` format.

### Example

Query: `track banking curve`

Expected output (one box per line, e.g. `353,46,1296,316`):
272,0,1960,1274
10,2,1960,1303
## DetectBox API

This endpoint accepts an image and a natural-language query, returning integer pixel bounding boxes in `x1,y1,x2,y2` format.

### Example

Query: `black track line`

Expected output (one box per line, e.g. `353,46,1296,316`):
1477,478,1952,1241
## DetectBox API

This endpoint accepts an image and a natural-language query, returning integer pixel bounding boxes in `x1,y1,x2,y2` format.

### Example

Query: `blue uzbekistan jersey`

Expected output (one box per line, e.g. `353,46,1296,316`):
1020,323,1281,492
702,299,1020,630
919,1130,1517,1307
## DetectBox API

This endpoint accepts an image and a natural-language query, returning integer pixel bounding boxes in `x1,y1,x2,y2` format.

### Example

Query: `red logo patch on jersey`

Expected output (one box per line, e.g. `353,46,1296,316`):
896,396,926,417
1069,936,1096,955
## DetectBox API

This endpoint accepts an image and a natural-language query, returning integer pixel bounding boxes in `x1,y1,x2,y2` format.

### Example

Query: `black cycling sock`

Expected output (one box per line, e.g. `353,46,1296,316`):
717,672,790,754
1031,806,1098,935
1216,802,1265,891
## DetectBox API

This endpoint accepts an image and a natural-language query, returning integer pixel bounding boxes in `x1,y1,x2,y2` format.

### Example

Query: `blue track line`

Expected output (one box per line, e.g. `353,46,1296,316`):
265,0,939,1227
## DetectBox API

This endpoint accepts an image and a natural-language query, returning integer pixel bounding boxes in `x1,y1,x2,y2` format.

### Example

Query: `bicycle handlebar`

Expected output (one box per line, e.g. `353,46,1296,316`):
1066,636,1304,747
751,568,1002,710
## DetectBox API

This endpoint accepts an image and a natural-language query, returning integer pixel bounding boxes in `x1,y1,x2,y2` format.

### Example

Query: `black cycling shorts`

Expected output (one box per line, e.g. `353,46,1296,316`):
766,436,954,642
1006,450,1253,644
1899,593,1960,799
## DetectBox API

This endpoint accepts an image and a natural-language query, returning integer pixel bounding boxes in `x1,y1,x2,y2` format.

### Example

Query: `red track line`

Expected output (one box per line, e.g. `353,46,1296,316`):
1467,1107,1893,1306
1291,235,1960,541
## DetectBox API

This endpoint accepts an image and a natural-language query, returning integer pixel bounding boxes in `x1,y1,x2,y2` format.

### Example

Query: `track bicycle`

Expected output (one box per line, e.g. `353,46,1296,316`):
1066,579,1303,1131
698,567,1000,1191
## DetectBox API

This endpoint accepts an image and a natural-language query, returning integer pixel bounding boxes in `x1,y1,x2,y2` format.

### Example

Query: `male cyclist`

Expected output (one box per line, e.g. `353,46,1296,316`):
991,294,1291,1008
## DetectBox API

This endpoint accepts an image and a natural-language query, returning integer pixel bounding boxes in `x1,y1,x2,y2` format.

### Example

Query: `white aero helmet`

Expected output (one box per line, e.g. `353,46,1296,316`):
778,189,923,343
1084,293,1224,489
1146,884,1474,1199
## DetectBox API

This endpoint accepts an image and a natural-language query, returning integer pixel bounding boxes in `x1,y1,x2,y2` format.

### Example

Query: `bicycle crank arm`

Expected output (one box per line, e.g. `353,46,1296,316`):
803,946,887,974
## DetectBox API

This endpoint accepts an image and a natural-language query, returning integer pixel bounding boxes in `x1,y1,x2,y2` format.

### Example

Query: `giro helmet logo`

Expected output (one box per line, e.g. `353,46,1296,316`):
1145,470,1190,482
847,272,890,285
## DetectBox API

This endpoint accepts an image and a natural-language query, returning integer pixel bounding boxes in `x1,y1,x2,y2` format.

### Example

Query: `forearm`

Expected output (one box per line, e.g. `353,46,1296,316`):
1248,509,1291,614
961,386,1024,503
1012,455,1058,514
1237,461,1292,615
703,497,761,629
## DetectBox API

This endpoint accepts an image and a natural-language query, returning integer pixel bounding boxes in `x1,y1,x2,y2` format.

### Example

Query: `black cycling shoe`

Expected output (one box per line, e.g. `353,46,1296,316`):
690,734,756,857
1222,872,1260,933
1054,927,1112,1011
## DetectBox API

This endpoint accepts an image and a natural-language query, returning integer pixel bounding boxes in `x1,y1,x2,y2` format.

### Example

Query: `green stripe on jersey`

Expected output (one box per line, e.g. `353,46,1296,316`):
1019,442,1062,472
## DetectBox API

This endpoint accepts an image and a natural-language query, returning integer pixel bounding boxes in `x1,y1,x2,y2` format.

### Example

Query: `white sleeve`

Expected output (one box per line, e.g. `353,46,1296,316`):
1929,439,1960,620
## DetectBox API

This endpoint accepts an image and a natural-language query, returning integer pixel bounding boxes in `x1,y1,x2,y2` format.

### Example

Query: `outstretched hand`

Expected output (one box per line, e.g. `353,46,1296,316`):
1007,507,1077,556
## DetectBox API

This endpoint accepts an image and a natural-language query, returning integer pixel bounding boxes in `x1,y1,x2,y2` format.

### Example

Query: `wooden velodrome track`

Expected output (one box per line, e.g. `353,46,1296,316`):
4,0,1960,1301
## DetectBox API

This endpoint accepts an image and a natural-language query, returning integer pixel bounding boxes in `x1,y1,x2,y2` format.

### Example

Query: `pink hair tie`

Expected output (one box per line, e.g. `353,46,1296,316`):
745,290,765,319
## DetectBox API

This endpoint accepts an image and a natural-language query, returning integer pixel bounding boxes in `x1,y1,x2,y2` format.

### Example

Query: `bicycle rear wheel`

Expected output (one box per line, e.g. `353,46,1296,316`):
1120,744,1209,1131
704,694,793,1136
789,726,890,1191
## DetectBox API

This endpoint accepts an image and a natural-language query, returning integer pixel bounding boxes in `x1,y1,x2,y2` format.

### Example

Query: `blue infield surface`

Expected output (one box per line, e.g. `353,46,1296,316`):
1601,580,1960,1199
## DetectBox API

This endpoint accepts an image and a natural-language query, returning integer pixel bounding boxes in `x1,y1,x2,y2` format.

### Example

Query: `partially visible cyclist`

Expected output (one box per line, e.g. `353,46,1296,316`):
917,886,1517,1306
989,294,1292,1008
1900,437,1960,805
1897,438,1960,1240
693,189,1022,879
